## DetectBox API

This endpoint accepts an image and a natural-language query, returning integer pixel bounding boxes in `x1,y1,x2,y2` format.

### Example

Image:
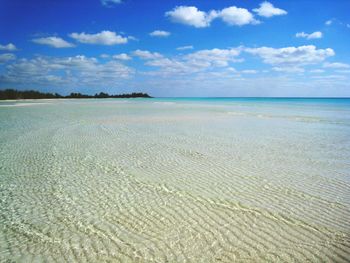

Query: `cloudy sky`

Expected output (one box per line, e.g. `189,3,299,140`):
0,0,349,97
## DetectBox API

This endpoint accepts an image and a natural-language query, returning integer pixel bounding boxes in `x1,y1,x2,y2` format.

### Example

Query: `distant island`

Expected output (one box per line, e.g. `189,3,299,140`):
0,89,152,100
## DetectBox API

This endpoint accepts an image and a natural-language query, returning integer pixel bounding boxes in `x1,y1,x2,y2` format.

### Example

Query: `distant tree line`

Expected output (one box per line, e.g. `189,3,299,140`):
0,89,152,100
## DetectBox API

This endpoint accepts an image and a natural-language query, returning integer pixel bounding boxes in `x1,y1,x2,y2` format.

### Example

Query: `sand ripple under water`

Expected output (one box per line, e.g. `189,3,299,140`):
0,99,349,262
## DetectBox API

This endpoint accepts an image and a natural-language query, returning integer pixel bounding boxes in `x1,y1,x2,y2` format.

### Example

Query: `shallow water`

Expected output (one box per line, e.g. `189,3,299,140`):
0,98,349,262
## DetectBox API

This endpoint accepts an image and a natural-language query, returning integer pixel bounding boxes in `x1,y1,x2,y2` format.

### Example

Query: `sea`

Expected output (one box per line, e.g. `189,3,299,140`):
0,98,349,262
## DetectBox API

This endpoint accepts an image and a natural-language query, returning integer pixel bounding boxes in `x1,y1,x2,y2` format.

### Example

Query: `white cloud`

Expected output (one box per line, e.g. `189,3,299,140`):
273,67,304,73
144,58,191,75
335,69,350,74
245,45,334,67
311,75,346,80
113,53,132,60
176,45,194,50
149,30,171,37
127,36,138,41
69,31,128,45
186,48,241,67
101,0,122,7
296,31,323,39
325,19,333,26
166,5,258,27
0,53,16,63
218,7,259,26
309,32,323,39
295,32,307,38
165,6,216,28
137,45,336,79
241,70,258,74
324,19,350,29
323,62,350,69
253,1,287,18
0,43,17,51
32,37,75,48
132,50,163,60
310,69,325,73
138,48,242,76
1,55,134,86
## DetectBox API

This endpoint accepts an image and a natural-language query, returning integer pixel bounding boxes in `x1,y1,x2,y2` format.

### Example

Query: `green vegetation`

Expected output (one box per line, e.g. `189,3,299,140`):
0,89,152,100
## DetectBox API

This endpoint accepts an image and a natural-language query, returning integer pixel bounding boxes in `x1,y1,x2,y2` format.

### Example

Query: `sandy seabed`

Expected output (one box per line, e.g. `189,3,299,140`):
0,98,349,262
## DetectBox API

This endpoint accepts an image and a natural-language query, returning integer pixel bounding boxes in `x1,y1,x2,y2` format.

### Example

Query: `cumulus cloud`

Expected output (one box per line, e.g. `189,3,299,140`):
186,48,242,67
218,7,259,26
149,30,171,37
69,31,128,45
296,31,323,39
165,6,216,28
166,5,258,27
323,62,350,69
137,48,242,76
143,58,191,75
176,45,194,50
132,50,163,60
32,37,75,48
101,0,122,7
51,45,343,96
0,43,17,51
1,55,134,86
245,45,334,67
253,1,287,18
137,45,335,78
0,53,16,63
113,53,132,60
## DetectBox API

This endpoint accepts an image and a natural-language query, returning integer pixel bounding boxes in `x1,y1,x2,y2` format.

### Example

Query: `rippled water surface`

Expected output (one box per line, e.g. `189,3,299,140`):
0,98,349,262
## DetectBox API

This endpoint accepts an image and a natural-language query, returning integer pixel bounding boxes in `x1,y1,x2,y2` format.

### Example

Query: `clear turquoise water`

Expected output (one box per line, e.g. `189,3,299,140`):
0,98,349,262
154,97,350,106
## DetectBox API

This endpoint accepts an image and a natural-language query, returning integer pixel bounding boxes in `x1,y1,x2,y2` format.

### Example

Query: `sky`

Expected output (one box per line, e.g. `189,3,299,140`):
0,0,349,97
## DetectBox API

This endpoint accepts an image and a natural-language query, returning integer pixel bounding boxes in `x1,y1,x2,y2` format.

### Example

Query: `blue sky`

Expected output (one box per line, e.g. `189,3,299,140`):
0,0,349,97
